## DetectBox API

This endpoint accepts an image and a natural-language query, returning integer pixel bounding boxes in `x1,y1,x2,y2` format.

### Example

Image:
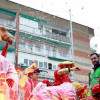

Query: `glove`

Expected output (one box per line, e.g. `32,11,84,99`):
42,79,51,86
6,78,14,88
92,84,100,94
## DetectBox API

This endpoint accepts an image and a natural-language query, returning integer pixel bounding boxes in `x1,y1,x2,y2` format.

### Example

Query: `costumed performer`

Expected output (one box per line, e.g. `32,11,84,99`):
54,61,80,86
0,27,18,100
29,81,88,100
29,82,76,100
19,62,40,100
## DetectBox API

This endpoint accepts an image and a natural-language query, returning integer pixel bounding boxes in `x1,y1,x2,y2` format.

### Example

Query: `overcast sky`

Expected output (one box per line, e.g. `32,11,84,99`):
9,0,100,53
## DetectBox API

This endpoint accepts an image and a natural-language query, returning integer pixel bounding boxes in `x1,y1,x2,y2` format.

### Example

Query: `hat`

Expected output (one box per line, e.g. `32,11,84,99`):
27,62,37,69
15,67,23,74
58,61,75,68
27,67,40,77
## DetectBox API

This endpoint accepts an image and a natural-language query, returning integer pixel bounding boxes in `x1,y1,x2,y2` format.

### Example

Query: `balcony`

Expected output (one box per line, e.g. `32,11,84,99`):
18,43,73,61
0,12,16,30
19,24,71,45
45,32,71,44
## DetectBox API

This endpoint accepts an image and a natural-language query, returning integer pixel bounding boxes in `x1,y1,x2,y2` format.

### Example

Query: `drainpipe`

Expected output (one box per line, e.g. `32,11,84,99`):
15,12,20,68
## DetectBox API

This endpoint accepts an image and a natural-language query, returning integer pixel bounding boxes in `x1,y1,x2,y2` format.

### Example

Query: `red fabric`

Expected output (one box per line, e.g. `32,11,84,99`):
92,84,100,94
15,67,23,71
32,80,39,87
6,78,14,88
85,96,97,100
24,79,38,100
42,79,51,86
54,69,72,86
1,42,8,57
77,85,87,99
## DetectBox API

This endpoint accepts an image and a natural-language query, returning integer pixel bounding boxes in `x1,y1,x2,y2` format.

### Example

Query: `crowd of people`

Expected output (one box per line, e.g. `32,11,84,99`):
0,27,100,100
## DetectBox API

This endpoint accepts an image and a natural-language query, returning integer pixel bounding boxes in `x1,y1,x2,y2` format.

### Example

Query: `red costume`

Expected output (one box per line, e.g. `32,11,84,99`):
19,63,40,100
54,69,72,86
53,61,75,86
23,78,39,100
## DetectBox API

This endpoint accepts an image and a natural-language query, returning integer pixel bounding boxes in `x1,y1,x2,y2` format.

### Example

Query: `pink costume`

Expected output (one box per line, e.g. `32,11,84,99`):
29,82,76,100
0,27,18,99
54,69,72,86
0,54,18,100
21,77,39,100
20,67,39,100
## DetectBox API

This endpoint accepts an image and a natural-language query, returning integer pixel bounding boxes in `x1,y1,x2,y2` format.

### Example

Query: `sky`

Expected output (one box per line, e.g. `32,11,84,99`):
9,0,100,53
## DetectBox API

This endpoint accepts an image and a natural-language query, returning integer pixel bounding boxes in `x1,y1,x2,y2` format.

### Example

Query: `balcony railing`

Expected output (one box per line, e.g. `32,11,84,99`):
0,20,16,30
45,32,71,44
18,43,73,61
19,24,71,44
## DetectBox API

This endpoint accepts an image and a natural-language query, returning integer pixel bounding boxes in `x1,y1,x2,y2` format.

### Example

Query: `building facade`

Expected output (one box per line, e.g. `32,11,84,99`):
0,0,94,84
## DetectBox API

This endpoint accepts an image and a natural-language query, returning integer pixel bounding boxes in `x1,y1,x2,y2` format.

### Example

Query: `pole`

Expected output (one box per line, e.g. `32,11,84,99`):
69,9,75,81
15,12,20,68
69,9,74,62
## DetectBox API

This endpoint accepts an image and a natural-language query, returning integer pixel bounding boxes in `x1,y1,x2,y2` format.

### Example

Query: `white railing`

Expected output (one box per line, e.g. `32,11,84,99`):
19,24,71,44
0,20,16,30
18,43,73,61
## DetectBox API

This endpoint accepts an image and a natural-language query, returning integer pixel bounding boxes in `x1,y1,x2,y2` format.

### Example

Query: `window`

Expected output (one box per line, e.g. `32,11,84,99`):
58,52,61,56
53,65,56,70
29,60,33,65
35,46,41,52
44,62,48,69
38,25,43,33
39,62,43,68
52,29,66,36
48,63,52,70
62,52,67,57
24,59,28,65
34,60,38,66
53,50,56,57
46,48,49,56
46,46,51,56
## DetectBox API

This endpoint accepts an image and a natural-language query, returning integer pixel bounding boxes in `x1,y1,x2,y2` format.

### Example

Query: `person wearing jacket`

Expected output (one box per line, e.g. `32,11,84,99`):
89,53,100,99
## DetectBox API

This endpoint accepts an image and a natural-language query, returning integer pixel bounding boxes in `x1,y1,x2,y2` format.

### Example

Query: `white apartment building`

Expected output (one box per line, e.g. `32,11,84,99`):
0,8,74,82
